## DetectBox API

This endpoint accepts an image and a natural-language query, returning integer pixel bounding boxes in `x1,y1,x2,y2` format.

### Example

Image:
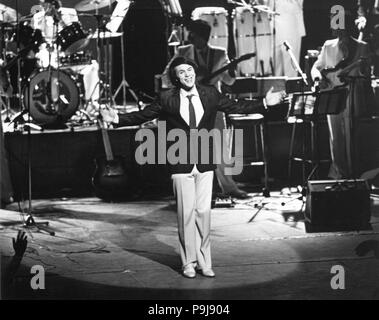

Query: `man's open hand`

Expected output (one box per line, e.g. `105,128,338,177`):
265,87,286,106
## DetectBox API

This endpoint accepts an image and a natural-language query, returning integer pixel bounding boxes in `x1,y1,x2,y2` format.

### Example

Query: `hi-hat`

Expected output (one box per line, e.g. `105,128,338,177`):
0,4,19,22
75,0,115,12
90,30,122,39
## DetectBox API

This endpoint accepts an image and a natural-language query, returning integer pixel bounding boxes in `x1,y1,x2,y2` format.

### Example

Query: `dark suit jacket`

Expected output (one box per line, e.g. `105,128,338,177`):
117,85,266,174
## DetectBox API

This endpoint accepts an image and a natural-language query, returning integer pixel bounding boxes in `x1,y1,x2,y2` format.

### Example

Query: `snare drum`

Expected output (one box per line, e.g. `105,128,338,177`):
59,51,92,67
191,7,229,50
23,68,84,125
234,7,273,76
56,22,89,55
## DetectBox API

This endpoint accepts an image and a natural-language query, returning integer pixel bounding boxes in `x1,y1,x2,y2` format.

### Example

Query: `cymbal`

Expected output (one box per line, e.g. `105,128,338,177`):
0,4,19,23
75,0,116,12
89,30,122,39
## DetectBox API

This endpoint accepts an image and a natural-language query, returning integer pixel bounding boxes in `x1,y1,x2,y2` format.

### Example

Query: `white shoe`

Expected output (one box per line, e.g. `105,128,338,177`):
182,265,196,278
199,268,215,277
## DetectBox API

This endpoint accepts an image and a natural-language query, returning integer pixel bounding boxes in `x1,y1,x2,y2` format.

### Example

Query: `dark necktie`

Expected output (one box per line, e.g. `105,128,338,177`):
187,95,197,129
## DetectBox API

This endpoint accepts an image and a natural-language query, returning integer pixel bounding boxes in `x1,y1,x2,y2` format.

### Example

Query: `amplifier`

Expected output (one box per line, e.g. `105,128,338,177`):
305,180,372,233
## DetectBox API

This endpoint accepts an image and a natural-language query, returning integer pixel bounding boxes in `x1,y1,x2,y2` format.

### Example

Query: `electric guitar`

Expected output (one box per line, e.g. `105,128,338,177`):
198,53,256,85
92,117,130,201
319,55,371,90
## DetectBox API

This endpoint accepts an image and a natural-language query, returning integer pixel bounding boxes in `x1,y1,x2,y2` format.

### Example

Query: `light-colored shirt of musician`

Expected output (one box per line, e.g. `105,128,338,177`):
311,28,374,179
31,7,79,43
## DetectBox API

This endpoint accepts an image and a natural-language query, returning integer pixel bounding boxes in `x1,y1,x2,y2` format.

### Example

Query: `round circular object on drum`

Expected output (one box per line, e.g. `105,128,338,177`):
191,7,228,50
23,69,83,125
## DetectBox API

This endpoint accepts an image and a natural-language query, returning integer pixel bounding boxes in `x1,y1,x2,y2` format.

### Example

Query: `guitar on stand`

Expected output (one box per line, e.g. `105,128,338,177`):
92,113,130,201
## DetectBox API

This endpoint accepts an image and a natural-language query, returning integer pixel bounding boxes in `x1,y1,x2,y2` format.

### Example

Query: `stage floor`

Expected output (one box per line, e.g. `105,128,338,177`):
1,193,379,300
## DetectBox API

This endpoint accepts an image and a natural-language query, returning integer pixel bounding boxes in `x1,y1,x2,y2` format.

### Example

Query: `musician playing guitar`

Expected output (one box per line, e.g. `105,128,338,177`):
162,19,285,199
311,9,375,179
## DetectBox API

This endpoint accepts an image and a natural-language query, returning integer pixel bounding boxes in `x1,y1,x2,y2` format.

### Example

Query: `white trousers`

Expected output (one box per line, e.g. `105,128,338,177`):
172,168,214,269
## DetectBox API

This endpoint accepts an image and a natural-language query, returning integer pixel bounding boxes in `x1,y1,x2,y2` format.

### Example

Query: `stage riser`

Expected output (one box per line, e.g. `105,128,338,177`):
4,118,379,198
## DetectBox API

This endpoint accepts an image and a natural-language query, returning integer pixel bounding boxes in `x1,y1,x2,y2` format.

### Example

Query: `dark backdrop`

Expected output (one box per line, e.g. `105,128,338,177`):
1,0,361,99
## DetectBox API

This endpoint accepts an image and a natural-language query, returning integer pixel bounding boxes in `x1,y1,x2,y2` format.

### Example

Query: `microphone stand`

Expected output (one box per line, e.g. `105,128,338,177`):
283,40,317,188
14,0,55,236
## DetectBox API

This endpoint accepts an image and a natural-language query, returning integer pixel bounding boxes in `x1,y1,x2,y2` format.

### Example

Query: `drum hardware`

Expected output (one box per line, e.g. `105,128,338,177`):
75,0,116,12
56,22,90,55
112,29,140,108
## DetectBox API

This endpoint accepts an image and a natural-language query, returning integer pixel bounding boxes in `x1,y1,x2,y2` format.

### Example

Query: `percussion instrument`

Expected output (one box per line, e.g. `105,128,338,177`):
234,6,273,76
191,7,229,50
56,22,90,55
59,51,93,67
23,68,84,125
0,4,18,23
6,22,44,53
75,0,115,12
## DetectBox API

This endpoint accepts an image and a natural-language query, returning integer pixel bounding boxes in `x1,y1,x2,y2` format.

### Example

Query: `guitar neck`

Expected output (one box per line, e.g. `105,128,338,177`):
100,126,114,162
202,64,231,83
201,54,255,84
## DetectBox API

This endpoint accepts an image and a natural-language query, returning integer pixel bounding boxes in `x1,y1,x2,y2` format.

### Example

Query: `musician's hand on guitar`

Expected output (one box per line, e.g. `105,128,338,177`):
100,107,118,124
265,87,286,106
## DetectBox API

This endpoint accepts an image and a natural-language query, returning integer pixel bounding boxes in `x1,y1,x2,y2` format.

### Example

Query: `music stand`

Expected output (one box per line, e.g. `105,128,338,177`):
287,87,348,181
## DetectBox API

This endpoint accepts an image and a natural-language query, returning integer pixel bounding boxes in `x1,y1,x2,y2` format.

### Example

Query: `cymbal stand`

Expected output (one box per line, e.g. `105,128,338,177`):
0,25,12,122
14,0,55,236
112,30,140,108
92,11,109,108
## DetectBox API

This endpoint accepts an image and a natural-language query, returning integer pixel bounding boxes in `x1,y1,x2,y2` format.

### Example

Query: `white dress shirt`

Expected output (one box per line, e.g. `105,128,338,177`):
179,86,204,127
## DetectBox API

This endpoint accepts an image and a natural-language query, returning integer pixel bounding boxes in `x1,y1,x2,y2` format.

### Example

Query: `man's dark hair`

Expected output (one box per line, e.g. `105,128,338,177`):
168,57,198,87
188,19,211,42
42,0,62,8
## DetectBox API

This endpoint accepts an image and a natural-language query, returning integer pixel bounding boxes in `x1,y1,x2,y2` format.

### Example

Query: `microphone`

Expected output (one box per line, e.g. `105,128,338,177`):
283,41,291,51
283,41,309,86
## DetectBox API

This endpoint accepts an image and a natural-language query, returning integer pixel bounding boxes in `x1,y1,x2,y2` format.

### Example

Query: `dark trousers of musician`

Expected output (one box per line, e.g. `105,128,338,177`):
328,80,376,179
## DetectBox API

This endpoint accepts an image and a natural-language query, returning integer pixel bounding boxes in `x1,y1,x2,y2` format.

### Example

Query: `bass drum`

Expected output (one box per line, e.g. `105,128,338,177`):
191,7,229,50
23,69,83,125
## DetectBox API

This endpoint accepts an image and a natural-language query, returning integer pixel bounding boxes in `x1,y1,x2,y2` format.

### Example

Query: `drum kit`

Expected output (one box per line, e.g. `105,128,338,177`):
0,0,123,127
